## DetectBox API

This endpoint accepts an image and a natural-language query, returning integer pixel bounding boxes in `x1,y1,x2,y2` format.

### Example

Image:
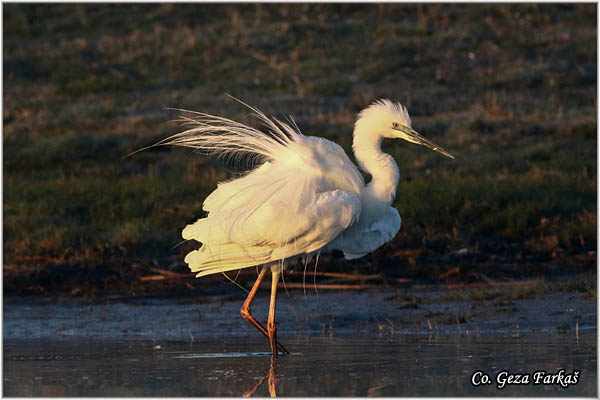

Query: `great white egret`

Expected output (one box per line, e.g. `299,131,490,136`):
155,97,454,356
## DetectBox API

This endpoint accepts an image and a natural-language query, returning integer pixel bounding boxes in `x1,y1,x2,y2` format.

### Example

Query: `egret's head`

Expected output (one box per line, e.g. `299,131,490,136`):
356,99,454,159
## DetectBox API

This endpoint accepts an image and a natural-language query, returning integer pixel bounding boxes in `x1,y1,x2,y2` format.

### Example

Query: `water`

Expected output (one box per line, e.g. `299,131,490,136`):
4,333,595,396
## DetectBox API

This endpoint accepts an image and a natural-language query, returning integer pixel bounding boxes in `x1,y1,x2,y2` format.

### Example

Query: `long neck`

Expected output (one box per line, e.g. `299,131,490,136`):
352,125,400,205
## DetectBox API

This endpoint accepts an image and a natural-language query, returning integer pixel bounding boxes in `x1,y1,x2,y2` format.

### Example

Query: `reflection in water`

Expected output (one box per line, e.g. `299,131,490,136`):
243,355,277,397
173,351,273,359
3,333,596,397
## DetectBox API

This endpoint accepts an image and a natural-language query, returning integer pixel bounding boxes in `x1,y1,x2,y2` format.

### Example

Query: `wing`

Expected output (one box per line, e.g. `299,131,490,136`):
328,206,401,260
184,189,361,277
182,136,365,277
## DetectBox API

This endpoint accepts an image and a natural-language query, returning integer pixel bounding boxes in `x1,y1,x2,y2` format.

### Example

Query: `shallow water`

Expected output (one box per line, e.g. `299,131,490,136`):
4,333,595,396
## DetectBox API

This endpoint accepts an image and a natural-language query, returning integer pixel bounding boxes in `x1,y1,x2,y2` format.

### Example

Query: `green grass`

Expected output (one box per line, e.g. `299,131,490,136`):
3,4,596,297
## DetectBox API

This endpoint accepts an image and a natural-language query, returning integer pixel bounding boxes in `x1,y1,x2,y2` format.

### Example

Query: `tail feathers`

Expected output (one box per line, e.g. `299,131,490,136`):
185,243,272,277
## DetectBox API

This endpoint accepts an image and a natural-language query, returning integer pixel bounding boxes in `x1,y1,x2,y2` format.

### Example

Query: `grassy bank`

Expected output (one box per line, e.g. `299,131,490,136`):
3,4,596,298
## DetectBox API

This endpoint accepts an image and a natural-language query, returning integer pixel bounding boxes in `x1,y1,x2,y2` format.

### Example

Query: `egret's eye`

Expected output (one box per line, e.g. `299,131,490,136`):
392,122,399,129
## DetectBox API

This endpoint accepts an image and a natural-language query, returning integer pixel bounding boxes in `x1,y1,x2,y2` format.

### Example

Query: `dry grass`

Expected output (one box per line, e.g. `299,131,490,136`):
3,4,596,298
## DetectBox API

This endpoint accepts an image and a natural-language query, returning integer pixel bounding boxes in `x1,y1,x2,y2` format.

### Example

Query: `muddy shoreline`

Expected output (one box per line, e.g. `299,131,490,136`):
4,286,595,341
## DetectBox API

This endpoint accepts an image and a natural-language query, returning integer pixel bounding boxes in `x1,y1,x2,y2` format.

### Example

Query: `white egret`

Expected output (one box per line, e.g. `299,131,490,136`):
156,97,454,355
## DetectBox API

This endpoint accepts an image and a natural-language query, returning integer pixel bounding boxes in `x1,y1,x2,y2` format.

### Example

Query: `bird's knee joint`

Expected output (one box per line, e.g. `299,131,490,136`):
240,307,250,319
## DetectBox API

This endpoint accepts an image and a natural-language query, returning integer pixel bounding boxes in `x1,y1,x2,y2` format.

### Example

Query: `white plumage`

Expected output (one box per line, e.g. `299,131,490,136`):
155,97,453,355
158,98,453,277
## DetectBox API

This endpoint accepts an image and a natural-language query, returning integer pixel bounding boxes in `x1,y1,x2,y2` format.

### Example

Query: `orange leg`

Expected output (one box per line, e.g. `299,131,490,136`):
240,266,289,354
267,269,280,356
